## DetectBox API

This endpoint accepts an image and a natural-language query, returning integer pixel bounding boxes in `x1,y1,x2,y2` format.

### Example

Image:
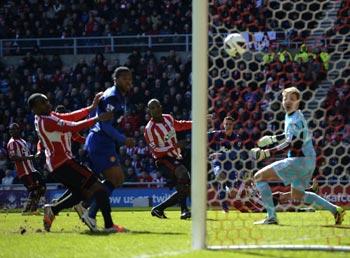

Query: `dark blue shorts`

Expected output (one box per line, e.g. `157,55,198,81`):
85,132,120,175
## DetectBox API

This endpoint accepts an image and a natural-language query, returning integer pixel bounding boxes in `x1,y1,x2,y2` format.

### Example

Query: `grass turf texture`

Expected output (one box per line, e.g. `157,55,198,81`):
0,210,349,258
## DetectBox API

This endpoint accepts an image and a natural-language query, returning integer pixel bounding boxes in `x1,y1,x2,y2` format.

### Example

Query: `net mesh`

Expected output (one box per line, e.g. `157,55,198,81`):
206,0,350,249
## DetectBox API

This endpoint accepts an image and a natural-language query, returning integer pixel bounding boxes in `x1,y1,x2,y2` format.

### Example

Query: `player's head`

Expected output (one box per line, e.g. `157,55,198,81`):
282,87,301,114
55,105,66,113
113,66,132,94
147,98,162,119
223,116,234,132
8,123,20,138
28,93,52,115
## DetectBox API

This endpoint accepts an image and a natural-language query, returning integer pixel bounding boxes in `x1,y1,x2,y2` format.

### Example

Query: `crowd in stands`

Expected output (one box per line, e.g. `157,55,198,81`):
211,0,268,32
0,0,191,39
329,0,350,35
0,48,191,185
263,43,329,91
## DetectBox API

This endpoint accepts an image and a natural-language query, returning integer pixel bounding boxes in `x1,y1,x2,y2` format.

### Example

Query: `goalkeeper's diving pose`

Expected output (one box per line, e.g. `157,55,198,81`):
250,87,345,225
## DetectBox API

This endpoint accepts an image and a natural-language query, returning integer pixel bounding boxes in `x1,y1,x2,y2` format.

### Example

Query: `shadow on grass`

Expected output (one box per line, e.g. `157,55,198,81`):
212,249,282,257
80,230,185,236
206,218,220,221
321,225,350,229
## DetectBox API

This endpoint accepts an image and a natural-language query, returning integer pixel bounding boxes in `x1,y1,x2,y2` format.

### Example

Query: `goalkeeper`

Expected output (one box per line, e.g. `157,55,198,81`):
250,87,345,225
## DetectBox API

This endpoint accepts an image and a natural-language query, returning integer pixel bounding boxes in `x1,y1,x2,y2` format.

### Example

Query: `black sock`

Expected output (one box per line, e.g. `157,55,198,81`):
94,189,113,228
154,191,180,211
272,192,280,206
180,197,188,213
51,192,81,215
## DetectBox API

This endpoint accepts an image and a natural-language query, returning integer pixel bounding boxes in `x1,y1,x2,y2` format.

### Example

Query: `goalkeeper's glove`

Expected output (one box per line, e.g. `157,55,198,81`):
249,147,270,161
257,135,277,148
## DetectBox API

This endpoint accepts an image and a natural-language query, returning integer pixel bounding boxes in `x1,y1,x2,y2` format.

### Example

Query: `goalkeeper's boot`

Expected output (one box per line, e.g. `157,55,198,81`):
104,224,129,233
334,206,345,225
73,201,86,220
254,217,278,225
43,205,55,232
180,210,191,220
81,209,98,232
151,207,167,219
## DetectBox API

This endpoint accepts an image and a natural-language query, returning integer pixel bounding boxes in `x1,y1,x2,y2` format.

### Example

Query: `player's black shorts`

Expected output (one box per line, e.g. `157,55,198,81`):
52,159,98,192
21,171,45,191
155,157,190,187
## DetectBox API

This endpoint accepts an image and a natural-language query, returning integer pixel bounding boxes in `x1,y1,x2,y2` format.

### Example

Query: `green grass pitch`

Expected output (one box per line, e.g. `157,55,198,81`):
0,209,349,258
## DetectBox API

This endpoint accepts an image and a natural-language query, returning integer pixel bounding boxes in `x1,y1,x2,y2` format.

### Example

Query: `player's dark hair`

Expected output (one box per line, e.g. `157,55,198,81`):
27,93,47,109
112,66,130,80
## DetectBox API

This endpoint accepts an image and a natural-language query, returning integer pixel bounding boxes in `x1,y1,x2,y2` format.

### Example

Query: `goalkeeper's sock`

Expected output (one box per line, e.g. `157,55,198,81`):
88,180,114,219
304,192,337,214
256,182,276,219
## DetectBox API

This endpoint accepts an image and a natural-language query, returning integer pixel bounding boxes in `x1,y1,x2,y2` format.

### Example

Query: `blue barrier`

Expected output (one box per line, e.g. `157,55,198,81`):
0,187,176,209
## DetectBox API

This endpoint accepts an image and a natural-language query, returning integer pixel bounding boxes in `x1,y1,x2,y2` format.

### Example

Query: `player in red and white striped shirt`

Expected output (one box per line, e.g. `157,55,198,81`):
7,123,46,214
144,99,192,219
28,92,126,233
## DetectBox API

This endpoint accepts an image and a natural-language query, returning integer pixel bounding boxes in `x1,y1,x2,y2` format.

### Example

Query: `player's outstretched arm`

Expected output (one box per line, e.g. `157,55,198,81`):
257,133,285,148
53,92,104,121
43,111,113,133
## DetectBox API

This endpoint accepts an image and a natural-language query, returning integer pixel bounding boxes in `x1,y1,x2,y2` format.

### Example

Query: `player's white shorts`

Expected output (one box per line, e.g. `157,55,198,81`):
268,157,316,191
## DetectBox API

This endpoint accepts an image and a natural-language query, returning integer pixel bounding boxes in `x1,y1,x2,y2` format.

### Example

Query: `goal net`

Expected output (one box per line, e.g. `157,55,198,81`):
193,0,350,251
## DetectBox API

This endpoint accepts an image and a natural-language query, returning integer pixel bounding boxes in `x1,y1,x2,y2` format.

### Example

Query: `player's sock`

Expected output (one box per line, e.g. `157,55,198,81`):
304,192,337,214
88,180,114,219
51,192,81,215
29,189,42,211
94,189,113,228
180,197,188,213
154,191,180,211
256,182,276,219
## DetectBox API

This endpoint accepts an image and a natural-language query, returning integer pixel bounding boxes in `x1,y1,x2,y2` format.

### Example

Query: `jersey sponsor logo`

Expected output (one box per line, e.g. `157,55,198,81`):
106,104,115,112
57,120,65,126
164,128,176,141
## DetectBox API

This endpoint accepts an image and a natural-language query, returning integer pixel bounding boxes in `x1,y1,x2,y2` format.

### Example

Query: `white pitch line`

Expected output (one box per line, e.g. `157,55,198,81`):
134,249,193,258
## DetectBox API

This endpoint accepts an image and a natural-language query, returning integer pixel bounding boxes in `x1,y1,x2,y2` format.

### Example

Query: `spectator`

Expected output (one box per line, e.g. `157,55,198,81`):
2,169,14,185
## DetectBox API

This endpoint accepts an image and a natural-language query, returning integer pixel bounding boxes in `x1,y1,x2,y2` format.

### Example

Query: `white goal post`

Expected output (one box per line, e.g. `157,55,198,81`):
191,0,208,250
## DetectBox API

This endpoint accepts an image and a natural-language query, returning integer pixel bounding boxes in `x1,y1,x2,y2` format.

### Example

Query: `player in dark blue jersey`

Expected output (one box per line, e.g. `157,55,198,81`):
84,66,135,229
208,116,242,212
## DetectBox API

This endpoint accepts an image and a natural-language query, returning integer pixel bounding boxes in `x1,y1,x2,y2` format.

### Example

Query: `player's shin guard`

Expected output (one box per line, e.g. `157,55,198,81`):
88,180,114,219
303,192,337,214
51,192,81,215
256,182,276,219
94,189,113,228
